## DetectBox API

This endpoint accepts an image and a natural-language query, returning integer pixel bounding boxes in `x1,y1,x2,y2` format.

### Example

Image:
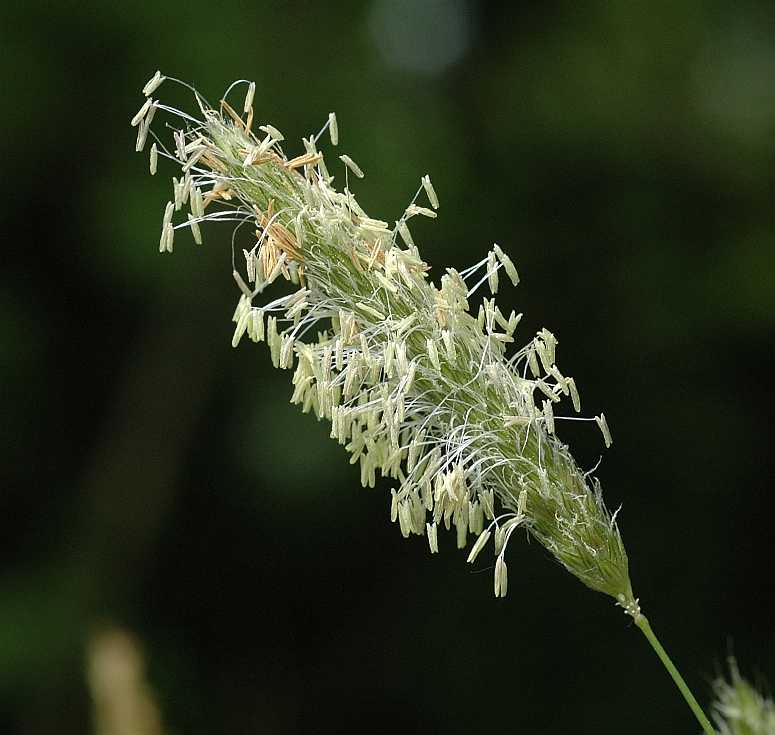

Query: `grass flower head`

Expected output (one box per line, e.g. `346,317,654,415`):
132,72,638,613
712,660,775,735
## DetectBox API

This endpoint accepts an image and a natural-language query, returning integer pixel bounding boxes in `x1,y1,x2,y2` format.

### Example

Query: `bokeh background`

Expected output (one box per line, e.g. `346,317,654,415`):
2,1,775,733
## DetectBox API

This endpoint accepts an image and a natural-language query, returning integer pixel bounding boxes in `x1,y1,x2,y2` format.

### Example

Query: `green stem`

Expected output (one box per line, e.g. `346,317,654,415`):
635,614,716,735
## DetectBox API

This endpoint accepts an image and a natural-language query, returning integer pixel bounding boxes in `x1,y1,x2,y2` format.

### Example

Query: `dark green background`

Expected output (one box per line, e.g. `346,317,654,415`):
2,1,774,732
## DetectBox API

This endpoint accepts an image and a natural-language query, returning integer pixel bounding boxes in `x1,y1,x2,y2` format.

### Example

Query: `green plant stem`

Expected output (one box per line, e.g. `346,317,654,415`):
635,614,716,735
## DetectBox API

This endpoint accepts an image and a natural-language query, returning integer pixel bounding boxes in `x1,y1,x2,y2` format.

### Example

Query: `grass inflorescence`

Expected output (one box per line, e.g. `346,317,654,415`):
132,71,636,608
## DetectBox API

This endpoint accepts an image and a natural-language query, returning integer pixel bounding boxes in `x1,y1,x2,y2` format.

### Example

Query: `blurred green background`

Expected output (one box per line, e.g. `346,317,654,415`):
2,1,774,732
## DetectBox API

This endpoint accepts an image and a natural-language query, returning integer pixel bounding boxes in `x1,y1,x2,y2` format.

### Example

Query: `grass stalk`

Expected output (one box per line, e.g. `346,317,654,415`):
635,615,716,735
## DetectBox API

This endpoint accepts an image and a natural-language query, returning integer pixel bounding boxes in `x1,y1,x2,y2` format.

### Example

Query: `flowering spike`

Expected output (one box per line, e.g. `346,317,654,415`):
133,73,636,611
710,659,775,735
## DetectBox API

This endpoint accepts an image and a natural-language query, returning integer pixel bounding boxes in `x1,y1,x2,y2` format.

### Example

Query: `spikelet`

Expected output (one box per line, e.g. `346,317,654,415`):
133,72,635,610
